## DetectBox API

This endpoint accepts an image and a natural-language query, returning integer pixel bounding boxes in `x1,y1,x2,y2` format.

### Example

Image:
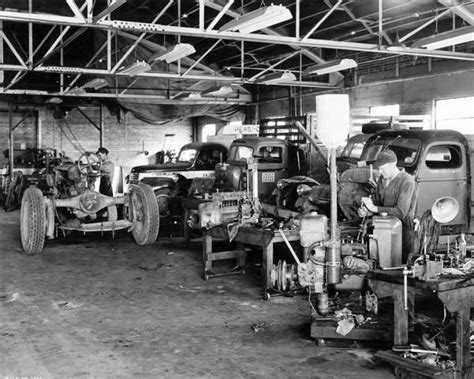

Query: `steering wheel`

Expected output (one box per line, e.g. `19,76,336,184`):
77,152,102,176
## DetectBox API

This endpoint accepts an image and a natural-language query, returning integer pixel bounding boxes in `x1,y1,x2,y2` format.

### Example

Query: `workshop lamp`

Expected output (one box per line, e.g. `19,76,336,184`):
411,25,474,50
219,4,292,33
151,43,196,63
82,78,108,90
117,61,151,76
175,92,202,100
65,87,86,95
303,59,357,76
255,71,296,84
202,85,234,96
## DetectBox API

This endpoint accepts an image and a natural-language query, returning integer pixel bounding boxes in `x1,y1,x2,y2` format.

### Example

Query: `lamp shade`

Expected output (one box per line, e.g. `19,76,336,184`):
431,196,459,223
315,94,350,149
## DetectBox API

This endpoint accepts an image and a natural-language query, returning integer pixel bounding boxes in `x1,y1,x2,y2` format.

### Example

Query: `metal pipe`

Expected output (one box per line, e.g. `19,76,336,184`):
326,148,341,284
8,102,13,176
278,229,301,265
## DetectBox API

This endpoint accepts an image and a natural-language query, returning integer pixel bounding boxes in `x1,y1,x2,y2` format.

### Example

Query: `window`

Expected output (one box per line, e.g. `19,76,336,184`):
229,145,253,161
369,104,400,116
177,148,197,163
362,138,421,168
258,146,282,163
425,145,461,169
201,124,216,142
435,96,474,133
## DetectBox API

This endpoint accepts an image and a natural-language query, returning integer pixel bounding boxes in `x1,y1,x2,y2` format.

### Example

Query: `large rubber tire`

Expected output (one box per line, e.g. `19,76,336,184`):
20,187,46,255
130,184,159,245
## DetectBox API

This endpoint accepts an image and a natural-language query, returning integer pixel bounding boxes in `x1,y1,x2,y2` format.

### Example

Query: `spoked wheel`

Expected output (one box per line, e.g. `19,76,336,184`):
20,187,46,255
129,184,159,245
77,152,102,176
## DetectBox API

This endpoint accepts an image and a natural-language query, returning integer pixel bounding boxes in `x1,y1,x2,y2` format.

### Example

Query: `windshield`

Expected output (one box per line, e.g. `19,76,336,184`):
229,145,254,161
177,148,197,163
340,141,365,159
361,137,421,168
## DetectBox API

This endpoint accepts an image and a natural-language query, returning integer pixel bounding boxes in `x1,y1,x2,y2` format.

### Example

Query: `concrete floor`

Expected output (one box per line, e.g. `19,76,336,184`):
0,210,395,378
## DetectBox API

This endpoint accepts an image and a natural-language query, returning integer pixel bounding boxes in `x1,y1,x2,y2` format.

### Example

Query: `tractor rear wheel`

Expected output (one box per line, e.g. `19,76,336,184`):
130,184,159,245
20,187,46,255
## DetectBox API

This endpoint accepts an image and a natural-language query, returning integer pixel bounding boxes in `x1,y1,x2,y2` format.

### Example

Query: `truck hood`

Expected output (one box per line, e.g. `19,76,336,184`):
131,162,192,173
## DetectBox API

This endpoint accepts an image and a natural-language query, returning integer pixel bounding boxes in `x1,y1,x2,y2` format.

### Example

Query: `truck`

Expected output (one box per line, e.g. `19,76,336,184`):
222,136,308,200
128,141,228,217
183,136,308,238
360,128,474,234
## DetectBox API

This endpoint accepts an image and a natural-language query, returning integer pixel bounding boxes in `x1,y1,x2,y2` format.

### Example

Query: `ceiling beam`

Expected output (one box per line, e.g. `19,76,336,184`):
2,9,473,61
204,0,343,80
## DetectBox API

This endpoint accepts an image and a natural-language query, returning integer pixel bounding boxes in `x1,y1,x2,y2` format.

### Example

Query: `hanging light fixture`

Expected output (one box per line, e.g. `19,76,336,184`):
303,59,357,76
202,85,234,96
411,25,474,50
255,71,296,84
219,5,292,33
151,43,196,63
82,78,108,90
117,61,151,76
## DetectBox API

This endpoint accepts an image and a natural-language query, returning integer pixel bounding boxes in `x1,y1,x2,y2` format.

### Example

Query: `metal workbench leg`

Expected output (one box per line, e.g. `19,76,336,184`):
262,243,273,300
236,242,246,274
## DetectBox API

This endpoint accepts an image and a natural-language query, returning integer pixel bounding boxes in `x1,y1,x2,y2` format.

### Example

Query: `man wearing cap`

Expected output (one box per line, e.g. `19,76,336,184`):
97,147,115,196
360,149,417,262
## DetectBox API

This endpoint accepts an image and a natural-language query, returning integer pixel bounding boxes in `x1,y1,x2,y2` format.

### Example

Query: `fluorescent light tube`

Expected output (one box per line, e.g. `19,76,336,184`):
175,92,202,100
219,5,292,33
303,59,357,76
202,85,234,96
82,78,108,90
411,26,474,50
255,71,296,84
117,61,151,76
66,87,86,95
151,43,195,63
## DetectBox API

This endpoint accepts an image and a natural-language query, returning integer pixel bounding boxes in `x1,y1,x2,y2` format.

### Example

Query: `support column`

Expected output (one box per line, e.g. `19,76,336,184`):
99,105,104,147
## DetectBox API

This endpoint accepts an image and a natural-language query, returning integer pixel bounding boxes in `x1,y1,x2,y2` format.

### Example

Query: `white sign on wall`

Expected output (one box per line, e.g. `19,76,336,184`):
234,124,260,135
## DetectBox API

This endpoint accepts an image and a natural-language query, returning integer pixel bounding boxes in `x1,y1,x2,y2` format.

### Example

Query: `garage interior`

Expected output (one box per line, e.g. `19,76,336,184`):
1,0,474,378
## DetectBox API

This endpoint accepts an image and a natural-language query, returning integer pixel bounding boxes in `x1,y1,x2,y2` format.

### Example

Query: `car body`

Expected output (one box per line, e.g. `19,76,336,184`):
224,137,307,200
128,142,228,217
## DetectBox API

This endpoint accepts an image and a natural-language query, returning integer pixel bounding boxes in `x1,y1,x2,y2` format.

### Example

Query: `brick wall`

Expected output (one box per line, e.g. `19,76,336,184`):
0,105,193,173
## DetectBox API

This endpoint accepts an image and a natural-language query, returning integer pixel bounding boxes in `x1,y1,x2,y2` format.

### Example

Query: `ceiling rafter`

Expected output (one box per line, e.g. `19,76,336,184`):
0,1,472,104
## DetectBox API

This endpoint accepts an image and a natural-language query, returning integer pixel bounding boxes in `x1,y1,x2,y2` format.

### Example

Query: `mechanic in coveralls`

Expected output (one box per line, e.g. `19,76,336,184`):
96,147,115,196
359,149,417,262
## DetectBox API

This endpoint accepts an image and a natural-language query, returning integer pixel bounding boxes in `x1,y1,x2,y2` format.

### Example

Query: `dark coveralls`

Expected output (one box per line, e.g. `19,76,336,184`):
374,169,417,262
99,159,115,197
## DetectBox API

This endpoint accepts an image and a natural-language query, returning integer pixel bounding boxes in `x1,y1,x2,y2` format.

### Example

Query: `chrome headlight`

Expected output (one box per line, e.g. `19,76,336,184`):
296,184,312,197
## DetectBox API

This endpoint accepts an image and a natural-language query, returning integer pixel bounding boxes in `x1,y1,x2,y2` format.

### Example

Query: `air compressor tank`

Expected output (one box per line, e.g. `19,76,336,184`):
369,215,402,268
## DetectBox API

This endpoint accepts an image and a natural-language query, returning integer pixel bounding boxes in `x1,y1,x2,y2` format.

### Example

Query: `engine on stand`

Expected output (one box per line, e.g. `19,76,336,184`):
297,211,403,300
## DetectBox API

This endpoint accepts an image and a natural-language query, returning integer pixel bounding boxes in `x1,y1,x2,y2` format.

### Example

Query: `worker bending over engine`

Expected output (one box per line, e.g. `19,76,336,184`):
360,149,417,262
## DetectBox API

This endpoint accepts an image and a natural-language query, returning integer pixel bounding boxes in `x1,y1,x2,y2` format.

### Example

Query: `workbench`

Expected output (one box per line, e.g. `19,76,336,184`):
367,270,473,378
202,225,301,299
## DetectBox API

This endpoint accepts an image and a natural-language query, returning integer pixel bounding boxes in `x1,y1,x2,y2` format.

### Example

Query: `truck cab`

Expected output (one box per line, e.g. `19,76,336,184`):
360,129,471,233
224,137,307,200
128,142,228,215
